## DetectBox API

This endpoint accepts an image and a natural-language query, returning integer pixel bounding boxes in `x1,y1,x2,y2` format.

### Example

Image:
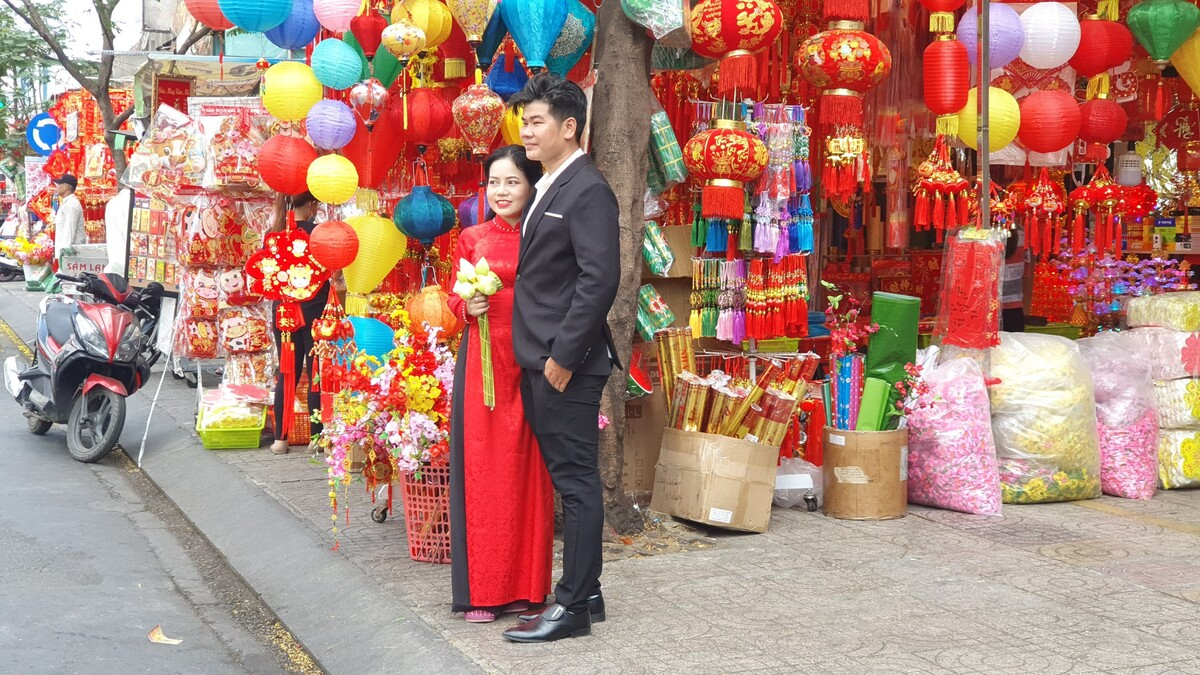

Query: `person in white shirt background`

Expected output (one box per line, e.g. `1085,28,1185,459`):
52,173,86,269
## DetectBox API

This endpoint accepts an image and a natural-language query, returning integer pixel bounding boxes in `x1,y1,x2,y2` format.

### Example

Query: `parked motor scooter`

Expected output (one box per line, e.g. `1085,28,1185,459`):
4,272,163,462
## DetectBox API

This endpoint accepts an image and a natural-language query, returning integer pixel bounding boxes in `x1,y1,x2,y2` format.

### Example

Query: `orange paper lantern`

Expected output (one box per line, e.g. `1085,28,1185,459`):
406,284,464,339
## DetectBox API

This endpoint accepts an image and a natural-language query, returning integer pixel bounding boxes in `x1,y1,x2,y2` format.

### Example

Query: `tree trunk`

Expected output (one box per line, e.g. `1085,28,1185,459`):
591,3,654,535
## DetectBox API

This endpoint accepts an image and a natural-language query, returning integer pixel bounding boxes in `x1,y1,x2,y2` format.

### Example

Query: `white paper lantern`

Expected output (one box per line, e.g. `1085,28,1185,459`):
313,0,360,32
1019,2,1081,70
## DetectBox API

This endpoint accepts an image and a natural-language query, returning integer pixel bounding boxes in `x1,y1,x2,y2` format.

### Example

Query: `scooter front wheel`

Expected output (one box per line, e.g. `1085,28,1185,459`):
27,415,52,435
66,388,126,463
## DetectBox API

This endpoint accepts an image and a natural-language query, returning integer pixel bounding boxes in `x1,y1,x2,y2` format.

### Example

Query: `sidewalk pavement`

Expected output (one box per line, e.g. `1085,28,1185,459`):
5,282,1200,674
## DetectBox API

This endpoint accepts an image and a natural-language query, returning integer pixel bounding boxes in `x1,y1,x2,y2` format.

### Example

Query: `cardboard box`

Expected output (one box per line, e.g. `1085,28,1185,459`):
822,428,908,521
623,390,667,495
650,428,780,533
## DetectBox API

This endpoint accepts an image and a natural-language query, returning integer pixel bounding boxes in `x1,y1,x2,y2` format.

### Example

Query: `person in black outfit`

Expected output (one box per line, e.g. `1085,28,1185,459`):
270,192,328,455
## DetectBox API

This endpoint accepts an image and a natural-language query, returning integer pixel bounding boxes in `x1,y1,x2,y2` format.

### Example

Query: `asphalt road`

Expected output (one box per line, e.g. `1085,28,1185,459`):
0,283,315,674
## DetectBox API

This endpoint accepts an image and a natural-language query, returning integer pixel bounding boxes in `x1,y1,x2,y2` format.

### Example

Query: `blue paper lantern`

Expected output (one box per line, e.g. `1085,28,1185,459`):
394,186,456,246
311,39,365,90
476,10,508,69
457,193,494,228
265,0,320,51
306,100,358,150
218,0,293,33
347,316,396,361
546,0,594,77
485,53,529,100
499,0,568,71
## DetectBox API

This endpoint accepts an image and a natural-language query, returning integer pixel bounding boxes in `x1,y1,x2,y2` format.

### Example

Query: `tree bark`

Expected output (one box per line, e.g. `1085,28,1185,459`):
591,2,654,535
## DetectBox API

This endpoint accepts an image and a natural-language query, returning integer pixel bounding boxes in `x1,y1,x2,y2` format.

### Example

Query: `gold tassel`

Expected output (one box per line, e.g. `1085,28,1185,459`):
935,114,959,137
356,188,380,214
1086,73,1111,101
443,58,466,80
346,293,370,317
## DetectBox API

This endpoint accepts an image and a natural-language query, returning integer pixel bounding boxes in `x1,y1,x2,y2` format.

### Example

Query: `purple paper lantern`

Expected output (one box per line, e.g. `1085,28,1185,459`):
306,100,358,150
958,3,1025,69
457,193,494,228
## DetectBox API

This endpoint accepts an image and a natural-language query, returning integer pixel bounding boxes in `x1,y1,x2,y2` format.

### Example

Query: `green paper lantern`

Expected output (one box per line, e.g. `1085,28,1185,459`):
1127,0,1200,65
312,39,366,90
344,33,404,89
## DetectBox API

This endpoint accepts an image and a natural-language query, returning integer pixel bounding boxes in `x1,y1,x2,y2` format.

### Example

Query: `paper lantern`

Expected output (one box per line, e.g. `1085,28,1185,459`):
958,4,1024,69
1170,30,1200,98
259,135,318,195
347,316,396,359
312,39,364,90
923,37,970,121
797,28,892,138
265,0,320,50
452,83,505,156
309,220,360,271
958,87,1020,152
682,120,769,220
1078,97,1128,145
344,32,405,87
218,0,292,32
450,0,496,44
262,62,323,122
500,0,569,71
307,154,359,204
407,284,464,339
350,9,389,59
314,0,361,32
1128,0,1200,66
501,105,525,145
342,97,406,190
343,214,406,307
393,0,453,51
382,19,427,63
918,0,966,34
184,0,234,30
458,193,493,227
1018,90,1081,154
485,50,529,99
349,78,390,129
690,0,784,99
546,0,595,77
306,100,359,150
1019,2,1081,71
1069,17,1133,78
395,185,457,245
406,87,454,151
477,8,508,67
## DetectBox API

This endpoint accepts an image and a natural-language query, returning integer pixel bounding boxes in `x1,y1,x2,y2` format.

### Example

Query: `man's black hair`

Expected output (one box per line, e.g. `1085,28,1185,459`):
507,73,587,143
292,191,318,209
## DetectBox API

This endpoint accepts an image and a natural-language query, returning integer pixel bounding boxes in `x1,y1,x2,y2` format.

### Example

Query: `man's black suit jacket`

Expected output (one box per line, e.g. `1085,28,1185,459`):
512,154,621,377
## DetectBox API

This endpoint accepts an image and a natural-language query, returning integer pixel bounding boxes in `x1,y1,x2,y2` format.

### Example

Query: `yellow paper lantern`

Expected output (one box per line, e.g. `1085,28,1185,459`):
343,213,406,315
306,154,359,204
261,62,323,122
1172,31,1200,100
957,87,1020,153
392,0,453,50
501,105,524,146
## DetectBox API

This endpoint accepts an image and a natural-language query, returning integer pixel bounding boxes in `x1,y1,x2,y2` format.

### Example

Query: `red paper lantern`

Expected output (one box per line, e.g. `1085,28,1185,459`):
405,87,454,152
689,0,784,99
183,0,234,31
923,37,970,118
1018,90,1082,154
259,135,318,195
407,284,464,340
1069,17,1133,78
918,0,967,34
797,28,892,138
342,96,406,192
1078,96,1128,151
351,9,389,60
309,220,360,271
682,121,769,220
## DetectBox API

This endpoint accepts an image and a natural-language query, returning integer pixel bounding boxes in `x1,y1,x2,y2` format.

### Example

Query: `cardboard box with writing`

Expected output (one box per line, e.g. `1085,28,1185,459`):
623,390,667,496
650,428,780,533
822,428,908,521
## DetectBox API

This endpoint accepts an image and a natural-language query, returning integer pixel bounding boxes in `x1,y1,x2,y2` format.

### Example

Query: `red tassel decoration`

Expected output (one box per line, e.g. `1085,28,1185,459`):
932,193,945,232
946,196,959,229
279,337,296,438
1073,212,1085,253
817,93,864,139
716,53,759,100
701,184,746,220
915,192,929,228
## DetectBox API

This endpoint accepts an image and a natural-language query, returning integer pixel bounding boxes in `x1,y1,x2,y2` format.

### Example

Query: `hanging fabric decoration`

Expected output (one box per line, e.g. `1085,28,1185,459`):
688,0,784,100
912,135,969,242
682,119,769,221
1022,168,1067,258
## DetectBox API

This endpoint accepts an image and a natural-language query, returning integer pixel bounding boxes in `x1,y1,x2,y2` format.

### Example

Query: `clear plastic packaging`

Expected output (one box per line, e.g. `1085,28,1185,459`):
1077,332,1160,500
199,387,267,429
123,104,208,203
1128,327,1200,381
906,356,1002,515
988,332,1102,504
1158,430,1200,490
1126,292,1200,332
620,0,690,47
773,457,822,509
642,221,675,276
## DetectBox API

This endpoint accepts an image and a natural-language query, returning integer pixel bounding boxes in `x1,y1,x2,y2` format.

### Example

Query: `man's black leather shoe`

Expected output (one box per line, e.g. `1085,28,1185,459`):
502,604,591,643
517,593,605,623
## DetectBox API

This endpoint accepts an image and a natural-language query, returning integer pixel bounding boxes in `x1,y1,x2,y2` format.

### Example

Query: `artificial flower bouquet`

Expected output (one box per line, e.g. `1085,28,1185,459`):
453,257,503,409
5,233,55,266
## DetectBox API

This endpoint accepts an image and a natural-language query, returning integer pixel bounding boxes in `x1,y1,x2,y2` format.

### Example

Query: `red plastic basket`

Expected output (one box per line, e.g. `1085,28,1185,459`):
399,466,452,564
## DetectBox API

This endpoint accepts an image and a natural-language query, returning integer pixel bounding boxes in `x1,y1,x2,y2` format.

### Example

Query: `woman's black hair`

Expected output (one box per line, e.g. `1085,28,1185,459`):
292,191,318,209
484,145,543,187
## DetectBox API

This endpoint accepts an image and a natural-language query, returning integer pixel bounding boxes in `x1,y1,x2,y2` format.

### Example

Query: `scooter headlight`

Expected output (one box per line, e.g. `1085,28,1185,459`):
73,314,110,358
114,322,143,362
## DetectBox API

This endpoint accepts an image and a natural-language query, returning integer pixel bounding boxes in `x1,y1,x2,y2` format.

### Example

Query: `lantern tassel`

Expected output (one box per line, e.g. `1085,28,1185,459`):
701,184,746,220
1073,211,1085,253
716,52,759,100
929,12,955,34
915,191,929,229
818,93,864,138
935,115,959,137
356,188,380,214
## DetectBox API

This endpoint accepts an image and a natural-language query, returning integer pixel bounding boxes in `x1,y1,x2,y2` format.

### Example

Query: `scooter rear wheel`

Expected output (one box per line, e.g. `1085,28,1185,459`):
66,388,126,463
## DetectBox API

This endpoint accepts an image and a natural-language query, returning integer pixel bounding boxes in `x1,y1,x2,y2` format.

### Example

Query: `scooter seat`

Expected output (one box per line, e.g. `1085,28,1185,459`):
43,302,75,348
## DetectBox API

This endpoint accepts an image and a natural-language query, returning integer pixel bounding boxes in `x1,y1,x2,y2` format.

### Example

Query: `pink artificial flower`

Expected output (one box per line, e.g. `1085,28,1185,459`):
598,414,610,430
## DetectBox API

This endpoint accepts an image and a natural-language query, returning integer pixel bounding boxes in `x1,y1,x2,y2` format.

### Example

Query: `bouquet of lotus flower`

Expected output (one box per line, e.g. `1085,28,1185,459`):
454,258,504,409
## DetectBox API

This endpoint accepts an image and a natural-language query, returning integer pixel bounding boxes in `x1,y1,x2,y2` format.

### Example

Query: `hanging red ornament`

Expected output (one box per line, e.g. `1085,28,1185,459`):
682,120,769,220
1017,90,1082,154
405,86,454,153
689,0,785,100
923,36,970,135
350,9,389,60
1078,96,1128,161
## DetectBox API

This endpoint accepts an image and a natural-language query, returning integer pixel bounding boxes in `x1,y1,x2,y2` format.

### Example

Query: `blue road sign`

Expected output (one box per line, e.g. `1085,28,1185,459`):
25,113,61,156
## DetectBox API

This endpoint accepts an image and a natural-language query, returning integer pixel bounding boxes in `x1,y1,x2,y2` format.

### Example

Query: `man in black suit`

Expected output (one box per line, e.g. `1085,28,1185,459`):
502,74,621,644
